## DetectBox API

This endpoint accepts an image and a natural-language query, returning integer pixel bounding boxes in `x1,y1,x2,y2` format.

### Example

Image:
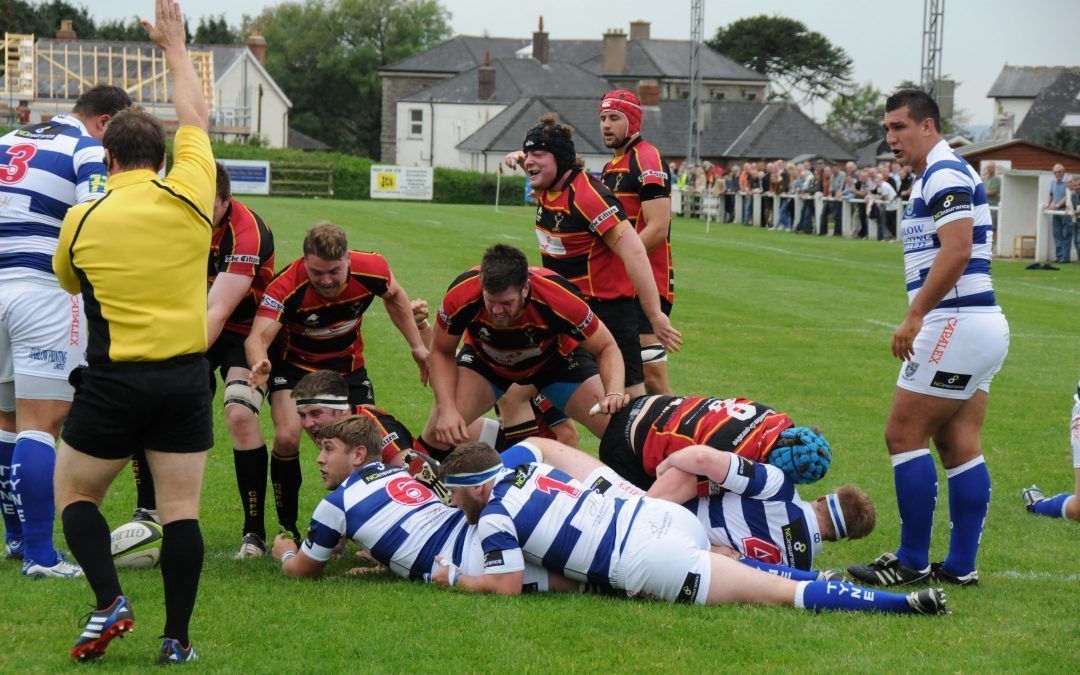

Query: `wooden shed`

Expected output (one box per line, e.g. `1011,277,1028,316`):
956,138,1080,174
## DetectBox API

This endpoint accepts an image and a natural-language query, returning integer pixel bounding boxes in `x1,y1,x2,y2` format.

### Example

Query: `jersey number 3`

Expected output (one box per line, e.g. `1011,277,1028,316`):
0,144,37,185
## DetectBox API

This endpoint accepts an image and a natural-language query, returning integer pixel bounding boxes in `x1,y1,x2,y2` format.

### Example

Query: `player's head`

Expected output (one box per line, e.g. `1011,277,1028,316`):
292,370,351,438
598,89,642,149
302,222,350,298
522,113,582,190
102,106,166,174
440,442,502,524
72,84,132,141
768,426,831,484
883,88,942,168
213,162,232,226
812,485,875,542
480,244,530,326
314,415,382,489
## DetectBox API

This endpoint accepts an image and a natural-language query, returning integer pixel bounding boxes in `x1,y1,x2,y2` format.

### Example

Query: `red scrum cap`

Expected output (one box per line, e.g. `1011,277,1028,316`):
599,90,642,137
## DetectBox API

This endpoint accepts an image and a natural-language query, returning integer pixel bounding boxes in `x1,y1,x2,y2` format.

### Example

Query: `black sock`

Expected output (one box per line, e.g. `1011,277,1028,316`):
132,449,156,511
161,519,203,647
270,451,301,540
61,501,122,610
233,446,268,540
416,435,451,463
502,420,539,447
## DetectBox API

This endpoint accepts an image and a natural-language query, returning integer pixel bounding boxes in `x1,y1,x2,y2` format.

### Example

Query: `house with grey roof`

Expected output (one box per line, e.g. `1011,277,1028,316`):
988,65,1080,141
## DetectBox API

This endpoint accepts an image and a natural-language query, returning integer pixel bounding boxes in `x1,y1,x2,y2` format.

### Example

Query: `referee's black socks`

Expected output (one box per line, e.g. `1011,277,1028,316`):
61,501,123,610
234,445,268,541
270,451,301,540
161,519,203,647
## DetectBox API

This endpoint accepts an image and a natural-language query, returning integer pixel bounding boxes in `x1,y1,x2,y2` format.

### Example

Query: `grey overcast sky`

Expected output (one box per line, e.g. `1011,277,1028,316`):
93,0,1079,127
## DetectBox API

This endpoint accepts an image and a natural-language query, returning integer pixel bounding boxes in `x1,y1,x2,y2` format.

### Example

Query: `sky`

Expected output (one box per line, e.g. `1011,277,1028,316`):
93,0,1080,128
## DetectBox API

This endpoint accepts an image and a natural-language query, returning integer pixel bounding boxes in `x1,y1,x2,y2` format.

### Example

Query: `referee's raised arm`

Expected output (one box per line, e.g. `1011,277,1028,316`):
142,0,208,131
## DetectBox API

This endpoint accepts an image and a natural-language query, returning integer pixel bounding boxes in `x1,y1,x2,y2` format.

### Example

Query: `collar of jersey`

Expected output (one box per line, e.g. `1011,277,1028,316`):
51,113,89,136
106,169,161,191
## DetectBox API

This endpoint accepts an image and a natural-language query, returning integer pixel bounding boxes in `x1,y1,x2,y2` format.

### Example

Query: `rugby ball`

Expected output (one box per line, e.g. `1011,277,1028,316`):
110,520,163,569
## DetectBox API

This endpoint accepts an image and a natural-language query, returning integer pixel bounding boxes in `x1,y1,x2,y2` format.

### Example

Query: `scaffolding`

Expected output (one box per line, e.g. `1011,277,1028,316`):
686,0,703,165
920,0,945,98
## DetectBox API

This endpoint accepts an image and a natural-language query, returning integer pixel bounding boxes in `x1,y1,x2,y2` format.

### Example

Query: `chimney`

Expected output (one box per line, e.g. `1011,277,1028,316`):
629,20,650,41
532,16,549,65
636,79,660,106
56,19,77,41
247,28,267,67
602,29,627,74
478,51,495,101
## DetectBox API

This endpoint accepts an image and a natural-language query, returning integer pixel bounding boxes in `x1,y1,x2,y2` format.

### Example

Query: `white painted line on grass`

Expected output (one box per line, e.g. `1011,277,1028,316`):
865,319,895,328
499,233,523,240
713,239,895,273
1010,281,1080,296
991,570,1080,582
425,219,442,225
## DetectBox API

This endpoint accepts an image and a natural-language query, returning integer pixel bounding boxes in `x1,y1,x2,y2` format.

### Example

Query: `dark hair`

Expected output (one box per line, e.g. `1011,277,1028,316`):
885,88,941,133
72,84,131,118
316,415,381,463
215,162,231,202
102,107,165,171
292,370,348,401
480,244,528,293
303,222,349,260
439,442,501,481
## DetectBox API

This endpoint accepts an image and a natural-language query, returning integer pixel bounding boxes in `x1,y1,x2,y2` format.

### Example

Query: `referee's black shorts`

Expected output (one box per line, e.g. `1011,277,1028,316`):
589,297,644,388
62,354,213,460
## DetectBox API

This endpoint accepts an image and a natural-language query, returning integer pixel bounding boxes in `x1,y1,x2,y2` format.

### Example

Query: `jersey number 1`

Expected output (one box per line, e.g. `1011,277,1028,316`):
0,144,37,185
536,475,581,498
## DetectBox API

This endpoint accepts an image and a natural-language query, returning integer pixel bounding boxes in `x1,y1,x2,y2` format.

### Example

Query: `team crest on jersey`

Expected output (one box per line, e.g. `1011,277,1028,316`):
304,314,320,325
903,361,919,379
552,211,564,232
904,202,914,218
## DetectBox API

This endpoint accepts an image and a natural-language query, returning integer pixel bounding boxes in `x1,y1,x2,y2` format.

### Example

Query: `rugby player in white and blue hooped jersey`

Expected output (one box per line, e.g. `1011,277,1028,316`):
0,85,130,578
850,89,1009,590
434,441,950,616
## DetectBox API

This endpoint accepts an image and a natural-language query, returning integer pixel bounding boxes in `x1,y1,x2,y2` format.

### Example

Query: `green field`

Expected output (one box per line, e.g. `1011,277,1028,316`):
2,198,1078,672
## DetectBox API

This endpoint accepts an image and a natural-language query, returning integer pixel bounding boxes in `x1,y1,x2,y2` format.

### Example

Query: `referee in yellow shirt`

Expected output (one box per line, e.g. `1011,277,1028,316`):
52,1,213,665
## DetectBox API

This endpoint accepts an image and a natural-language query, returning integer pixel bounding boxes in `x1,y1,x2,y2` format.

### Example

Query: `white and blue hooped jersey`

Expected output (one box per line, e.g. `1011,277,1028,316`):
478,462,643,589
900,139,996,312
303,463,470,580
687,455,822,570
0,115,107,284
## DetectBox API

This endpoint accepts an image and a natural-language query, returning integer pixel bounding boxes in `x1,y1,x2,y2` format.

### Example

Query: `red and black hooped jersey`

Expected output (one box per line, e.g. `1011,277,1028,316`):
257,250,391,373
535,169,633,301
350,404,415,463
436,266,600,381
208,199,276,335
632,395,794,477
601,137,674,303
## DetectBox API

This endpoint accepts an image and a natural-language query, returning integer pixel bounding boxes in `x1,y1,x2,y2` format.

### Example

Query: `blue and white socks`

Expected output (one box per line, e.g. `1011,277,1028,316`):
795,580,918,614
892,448,937,572
942,456,990,577
0,430,22,546
1031,493,1074,519
11,430,59,565
738,557,822,582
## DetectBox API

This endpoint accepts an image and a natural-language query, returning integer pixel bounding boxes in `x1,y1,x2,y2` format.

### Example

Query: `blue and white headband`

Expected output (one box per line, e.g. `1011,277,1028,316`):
442,464,503,488
825,492,847,540
295,394,350,411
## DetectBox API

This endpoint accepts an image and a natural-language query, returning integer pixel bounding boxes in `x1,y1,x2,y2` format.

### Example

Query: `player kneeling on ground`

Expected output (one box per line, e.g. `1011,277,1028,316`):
433,442,947,616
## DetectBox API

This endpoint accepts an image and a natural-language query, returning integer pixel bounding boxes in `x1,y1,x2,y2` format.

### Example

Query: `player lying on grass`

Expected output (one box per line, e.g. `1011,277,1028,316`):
599,394,833,488
518,437,872,581
416,244,629,460
1022,379,1080,522
432,442,948,616
269,415,576,594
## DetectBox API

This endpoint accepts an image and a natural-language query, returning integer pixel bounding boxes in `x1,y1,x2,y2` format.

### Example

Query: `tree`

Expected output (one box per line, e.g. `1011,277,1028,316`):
194,14,240,44
255,0,450,157
98,18,150,41
707,15,853,104
825,82,885,147
0,0,99,38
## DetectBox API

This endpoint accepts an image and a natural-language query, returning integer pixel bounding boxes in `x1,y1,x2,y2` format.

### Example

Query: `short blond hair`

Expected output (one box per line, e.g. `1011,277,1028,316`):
303,221,349,260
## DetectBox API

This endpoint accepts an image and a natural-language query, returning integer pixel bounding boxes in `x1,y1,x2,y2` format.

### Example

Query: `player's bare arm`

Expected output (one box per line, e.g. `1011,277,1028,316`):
432,556,524,595
245,316,283,390
602,220,682,353
380,273,430,384
142,0,208,131
206,272,255,347
429,324,469,445
645,466,698,503
656,445,732,484
636,198,672,253
580,323,629,415
892,218,972,360
272,533,326,579
411,298,433,350
503,151,526,170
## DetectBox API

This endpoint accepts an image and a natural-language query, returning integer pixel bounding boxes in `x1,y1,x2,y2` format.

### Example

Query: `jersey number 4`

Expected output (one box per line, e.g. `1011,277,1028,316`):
0,144,37,185
742,536,782,564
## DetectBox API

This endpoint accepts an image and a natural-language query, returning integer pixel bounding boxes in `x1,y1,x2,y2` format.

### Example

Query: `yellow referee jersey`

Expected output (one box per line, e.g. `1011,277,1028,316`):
54,126,215,363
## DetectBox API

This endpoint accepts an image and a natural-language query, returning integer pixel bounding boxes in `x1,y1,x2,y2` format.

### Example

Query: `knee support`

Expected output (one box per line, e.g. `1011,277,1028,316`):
223,379,267,415
641,343,667,365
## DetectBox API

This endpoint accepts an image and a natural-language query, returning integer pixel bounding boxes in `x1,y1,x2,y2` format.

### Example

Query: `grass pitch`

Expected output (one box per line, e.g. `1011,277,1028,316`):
1,198,1077,672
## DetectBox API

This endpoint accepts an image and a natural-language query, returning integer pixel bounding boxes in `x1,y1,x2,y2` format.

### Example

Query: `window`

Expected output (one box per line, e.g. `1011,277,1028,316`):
409,109,423,137
712,90,726,101
743,91,757,101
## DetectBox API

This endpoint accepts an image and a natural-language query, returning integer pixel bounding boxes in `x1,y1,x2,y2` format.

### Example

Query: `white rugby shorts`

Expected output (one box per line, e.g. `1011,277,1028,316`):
896,310,1009,400
614,498,712,604
0,280,86,400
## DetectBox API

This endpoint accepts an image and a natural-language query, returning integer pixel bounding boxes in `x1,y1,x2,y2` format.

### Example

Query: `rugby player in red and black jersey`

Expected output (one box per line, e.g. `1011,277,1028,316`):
599,90,675,395
244,222,428,540
504,114,681,400
417,244,627,461
599,394,833,491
